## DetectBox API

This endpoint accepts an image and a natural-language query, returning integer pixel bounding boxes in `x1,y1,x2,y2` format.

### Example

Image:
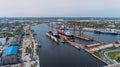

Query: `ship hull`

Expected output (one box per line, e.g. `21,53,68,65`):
57,30,73,37
94,30,118,35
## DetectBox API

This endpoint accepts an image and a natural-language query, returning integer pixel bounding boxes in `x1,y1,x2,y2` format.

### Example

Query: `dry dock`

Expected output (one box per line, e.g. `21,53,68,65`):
93,39,107,44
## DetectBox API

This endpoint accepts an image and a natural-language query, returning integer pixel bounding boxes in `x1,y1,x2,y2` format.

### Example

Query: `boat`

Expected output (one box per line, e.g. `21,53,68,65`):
47,31,59,38
94,28,118,35
57,30,65,35
52,31,59,38
56,30,73,37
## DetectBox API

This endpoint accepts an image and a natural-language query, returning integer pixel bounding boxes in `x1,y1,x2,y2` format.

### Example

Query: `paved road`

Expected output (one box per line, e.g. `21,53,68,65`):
100,49,120,64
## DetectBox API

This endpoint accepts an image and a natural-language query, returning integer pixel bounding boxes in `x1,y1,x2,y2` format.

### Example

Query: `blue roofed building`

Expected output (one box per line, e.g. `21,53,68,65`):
3,46,18,56
0,46,19,65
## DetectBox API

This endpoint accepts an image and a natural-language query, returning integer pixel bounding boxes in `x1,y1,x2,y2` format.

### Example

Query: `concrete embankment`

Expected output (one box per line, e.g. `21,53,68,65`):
84,49,109,65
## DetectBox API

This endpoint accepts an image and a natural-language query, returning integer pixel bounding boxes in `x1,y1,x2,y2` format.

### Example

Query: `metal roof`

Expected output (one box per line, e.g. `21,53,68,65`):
3,46,18,56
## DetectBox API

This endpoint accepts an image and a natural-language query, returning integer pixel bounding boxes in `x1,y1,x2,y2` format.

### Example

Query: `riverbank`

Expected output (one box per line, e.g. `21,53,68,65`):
20,25,40,67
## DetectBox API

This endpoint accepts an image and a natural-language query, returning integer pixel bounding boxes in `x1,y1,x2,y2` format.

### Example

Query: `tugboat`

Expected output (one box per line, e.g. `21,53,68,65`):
94,28,118,35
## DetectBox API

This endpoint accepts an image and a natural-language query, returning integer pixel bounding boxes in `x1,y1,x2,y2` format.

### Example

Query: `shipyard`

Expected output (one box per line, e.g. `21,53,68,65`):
44,19,120,67
1,0,120,67
0,17,120,67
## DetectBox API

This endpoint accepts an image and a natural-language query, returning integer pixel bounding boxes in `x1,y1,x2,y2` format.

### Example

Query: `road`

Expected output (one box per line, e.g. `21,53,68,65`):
100,49,120,64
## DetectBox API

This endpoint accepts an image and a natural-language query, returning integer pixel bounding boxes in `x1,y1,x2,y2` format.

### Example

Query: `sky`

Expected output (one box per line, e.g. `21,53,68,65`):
0,0,120,17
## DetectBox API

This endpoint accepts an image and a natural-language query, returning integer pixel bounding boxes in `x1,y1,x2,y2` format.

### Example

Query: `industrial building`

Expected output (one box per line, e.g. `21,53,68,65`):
10,35,21,46
0,46,19,65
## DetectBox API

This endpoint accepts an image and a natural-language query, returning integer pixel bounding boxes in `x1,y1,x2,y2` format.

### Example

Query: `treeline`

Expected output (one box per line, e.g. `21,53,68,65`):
67,21,120,29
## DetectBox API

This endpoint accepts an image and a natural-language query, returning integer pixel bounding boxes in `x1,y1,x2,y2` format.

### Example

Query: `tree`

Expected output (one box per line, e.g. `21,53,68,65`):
5,31,13,37
25,47,29,53
115,54,120,62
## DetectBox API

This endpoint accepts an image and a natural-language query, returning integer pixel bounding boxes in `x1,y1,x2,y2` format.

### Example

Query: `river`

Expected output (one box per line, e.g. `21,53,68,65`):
31,23,120,67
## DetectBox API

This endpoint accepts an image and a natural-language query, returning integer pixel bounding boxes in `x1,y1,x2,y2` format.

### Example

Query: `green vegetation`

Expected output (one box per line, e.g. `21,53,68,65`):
67,21,120,29
5,31,13,37
0,27,22,37
25,47,29,53
36,45,39,55
28,47,32,55
26,47,33,57
0,34,4,38
94,52,101,58
115,54,120,62
14,28,22,35
108,52,120,62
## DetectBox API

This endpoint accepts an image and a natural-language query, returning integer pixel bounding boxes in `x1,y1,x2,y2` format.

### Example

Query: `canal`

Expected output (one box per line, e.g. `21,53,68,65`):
31,23,119,67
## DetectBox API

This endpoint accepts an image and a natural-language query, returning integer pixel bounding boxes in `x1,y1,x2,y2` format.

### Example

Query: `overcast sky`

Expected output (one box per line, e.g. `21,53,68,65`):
0,0,120,17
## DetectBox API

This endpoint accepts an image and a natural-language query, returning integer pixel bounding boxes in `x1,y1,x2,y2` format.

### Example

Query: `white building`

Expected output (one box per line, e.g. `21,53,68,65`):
0,38,6,45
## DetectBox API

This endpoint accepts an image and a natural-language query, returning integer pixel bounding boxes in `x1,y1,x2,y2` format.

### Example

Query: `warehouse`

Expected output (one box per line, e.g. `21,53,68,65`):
0,46,19,65
10,35,21,46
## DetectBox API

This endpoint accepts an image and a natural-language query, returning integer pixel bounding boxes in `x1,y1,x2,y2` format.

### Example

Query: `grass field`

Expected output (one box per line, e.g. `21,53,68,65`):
108,52,120,60
94,52,101,58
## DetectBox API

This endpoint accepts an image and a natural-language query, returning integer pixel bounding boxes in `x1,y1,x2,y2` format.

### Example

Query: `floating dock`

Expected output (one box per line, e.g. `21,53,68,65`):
73,34,93,41
46,33,59,43
93,39,107,44
66,40,84,49
86,43,100,48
